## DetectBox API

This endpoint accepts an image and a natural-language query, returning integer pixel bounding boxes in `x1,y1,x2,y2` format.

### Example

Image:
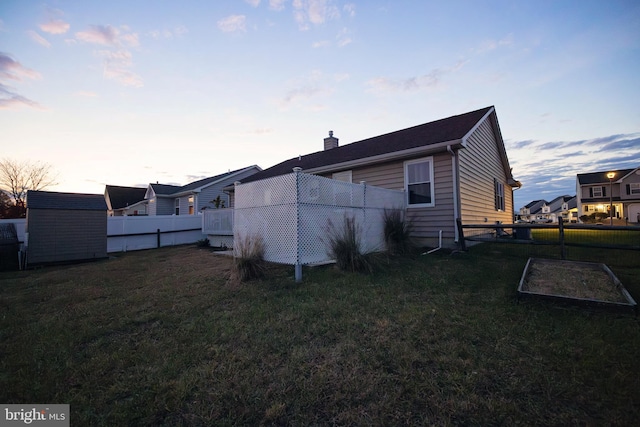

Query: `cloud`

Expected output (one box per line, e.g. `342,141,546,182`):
269,0,287,11
366,60,467,94
27,30,51,48
472,34,513,55
278,70,346,109
343,3,356,17
39,19,70,34
0,83,44,110
245,0,261,6
0,53,42,81
98,50,143,87
293,0,340,30
0,53,44,109
218,15,247,33
75,24,139,47
148,26,188,39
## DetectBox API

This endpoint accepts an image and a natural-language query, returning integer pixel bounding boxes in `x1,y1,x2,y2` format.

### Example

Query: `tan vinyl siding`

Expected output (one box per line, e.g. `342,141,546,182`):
458,119,514,225
321,153,456,247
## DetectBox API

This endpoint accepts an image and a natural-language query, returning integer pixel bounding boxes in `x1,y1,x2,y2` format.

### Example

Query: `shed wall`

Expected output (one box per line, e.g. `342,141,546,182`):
27,209,107,264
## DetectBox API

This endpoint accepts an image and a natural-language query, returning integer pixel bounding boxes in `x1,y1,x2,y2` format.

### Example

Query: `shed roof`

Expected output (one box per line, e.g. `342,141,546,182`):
240,106,495,184
27,190,107,211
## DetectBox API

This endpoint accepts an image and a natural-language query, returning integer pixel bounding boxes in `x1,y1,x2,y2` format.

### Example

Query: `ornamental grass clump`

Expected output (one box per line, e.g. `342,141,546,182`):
233,234,266,281
383,208,414,255
327,216,372,273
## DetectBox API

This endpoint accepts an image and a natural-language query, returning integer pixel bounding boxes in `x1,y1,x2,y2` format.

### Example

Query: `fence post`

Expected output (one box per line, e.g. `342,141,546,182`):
293,167,302,283
456,218,466,251
157,228,161,248
559,218,566,260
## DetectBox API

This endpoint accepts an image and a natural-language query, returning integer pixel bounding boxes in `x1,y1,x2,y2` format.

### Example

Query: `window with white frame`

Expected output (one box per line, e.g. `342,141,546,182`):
591,186,604,197
630,183,640,195
404,157,434,207
188,196,194,215
175,198,180,215
494,179,505,211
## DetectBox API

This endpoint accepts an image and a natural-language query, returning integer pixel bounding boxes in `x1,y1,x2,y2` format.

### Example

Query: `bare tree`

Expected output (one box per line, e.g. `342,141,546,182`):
0,158,58,217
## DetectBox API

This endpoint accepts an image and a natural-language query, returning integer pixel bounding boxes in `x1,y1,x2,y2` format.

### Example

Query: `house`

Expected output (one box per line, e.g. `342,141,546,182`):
577,167,640,223
548,195,577,223
229,106,521,248
518,200,547,222
145,165,261,216
104,185,148,216
26,190,107,265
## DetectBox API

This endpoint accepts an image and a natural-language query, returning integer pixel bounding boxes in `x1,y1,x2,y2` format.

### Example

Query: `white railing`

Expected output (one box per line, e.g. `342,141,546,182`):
202,208,234,235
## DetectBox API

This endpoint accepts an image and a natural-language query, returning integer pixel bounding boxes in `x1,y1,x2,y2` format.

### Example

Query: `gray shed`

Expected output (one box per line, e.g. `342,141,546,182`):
26,190,108,265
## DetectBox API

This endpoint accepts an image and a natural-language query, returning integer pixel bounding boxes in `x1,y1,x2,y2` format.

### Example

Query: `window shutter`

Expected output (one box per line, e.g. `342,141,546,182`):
602,186,606,197
589,188,593,197
627,184,631,195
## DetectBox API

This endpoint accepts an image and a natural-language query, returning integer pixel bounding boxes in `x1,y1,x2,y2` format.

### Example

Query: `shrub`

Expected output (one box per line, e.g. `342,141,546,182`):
327,216,372,273
233,234,266,281
196,238,210,248
382,208,414,255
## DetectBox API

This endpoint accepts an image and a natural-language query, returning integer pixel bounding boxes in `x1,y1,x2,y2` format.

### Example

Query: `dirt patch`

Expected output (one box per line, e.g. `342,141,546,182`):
522,259,627,303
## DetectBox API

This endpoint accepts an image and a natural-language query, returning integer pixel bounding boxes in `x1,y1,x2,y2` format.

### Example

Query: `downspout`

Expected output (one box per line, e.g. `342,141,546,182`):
447,145,460,243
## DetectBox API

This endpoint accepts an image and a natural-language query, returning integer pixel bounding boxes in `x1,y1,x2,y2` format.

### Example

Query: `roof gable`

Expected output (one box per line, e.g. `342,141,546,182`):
242,106,495,184
105,185,147,210
27,190,107,211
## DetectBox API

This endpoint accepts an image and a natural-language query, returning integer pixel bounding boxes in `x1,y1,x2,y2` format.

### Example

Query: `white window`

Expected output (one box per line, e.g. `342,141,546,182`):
174,199,180,215
592,186,604,197
494,179,505,211
332,170,352,183
630,183,640,195
404,157,434,207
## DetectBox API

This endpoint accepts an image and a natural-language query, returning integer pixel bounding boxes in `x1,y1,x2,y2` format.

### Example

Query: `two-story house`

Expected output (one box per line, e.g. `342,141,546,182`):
576,167,640,223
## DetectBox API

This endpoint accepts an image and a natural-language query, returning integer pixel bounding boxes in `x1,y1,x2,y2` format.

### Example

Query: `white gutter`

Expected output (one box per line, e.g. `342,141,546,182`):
448,144,460,242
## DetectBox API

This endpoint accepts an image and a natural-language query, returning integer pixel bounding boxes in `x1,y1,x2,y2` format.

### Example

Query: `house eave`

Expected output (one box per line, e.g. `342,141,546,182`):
303,139,464,176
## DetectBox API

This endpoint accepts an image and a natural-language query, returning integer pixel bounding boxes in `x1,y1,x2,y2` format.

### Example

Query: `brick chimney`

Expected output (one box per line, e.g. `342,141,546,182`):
324,130,338,150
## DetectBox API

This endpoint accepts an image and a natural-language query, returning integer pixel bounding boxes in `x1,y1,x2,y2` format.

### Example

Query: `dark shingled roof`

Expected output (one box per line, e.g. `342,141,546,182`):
105,185,147,209
577,168,635,185
150,183,182,195
241,106,493,184
27,190,107,211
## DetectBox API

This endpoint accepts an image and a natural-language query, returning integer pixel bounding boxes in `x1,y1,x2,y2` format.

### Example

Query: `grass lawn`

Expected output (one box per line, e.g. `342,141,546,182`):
1,245,639,426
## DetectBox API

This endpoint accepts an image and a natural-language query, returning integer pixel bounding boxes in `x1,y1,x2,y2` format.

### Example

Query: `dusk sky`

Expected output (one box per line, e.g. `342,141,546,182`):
1,0,639,210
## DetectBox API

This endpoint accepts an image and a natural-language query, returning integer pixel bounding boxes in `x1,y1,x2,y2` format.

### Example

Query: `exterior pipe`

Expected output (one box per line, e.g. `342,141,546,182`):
423,230,443,254
447,144,460,243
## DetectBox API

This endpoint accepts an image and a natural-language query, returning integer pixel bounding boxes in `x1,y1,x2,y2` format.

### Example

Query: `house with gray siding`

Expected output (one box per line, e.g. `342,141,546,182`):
144,165,261,216
229,106,521,248
104,185,148,216
576,166,640,223
26,190,107,265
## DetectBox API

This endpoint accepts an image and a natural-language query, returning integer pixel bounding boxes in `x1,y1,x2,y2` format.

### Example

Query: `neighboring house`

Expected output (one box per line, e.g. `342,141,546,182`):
548,195,577,223
577,167,640,223
104,185,148,216
145,165,262,216
518,200,547,222
229,106,521,248
26,190,107,265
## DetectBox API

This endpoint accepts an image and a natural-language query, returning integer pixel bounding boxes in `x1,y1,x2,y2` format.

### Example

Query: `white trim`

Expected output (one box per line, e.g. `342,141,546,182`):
404,156,435,208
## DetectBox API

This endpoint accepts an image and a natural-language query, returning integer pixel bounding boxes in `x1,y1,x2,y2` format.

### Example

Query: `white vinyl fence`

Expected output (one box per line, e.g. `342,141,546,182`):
107,215,204,252
0,216,205,255
234,169,405,281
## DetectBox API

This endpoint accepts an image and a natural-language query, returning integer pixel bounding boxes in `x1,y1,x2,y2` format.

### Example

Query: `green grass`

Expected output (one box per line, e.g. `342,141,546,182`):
1,245,639,425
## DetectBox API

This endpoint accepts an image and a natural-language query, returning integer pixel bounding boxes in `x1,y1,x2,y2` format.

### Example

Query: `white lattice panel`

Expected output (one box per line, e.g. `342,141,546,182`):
234,171,405,266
